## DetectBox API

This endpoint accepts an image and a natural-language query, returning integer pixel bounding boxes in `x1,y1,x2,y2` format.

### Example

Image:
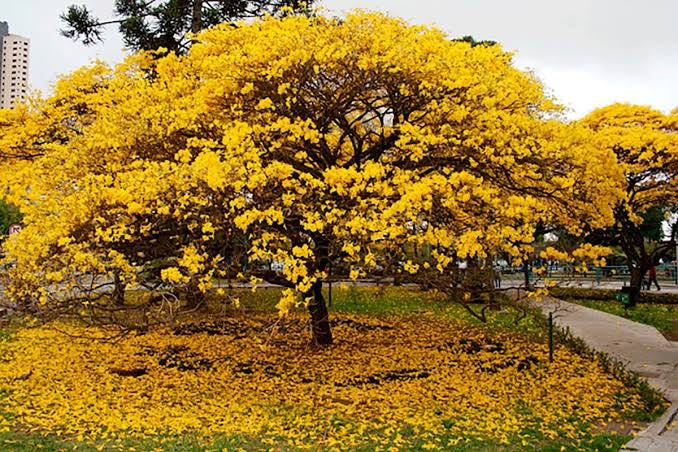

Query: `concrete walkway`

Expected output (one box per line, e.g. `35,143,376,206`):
535,298,678,451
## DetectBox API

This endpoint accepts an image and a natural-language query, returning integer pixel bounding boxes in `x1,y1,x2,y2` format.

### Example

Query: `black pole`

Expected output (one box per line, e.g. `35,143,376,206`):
548,311,554,363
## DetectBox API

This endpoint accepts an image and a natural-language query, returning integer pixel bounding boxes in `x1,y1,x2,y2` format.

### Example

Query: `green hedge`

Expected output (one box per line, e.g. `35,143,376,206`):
550,287,678,305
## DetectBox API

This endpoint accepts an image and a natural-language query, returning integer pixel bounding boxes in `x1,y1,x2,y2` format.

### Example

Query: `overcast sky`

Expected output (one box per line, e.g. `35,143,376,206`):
3,0,677,118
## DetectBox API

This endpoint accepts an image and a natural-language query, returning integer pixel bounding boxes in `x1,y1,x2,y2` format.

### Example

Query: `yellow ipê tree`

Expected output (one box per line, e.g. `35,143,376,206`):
580,104,678,293
0,11,623,345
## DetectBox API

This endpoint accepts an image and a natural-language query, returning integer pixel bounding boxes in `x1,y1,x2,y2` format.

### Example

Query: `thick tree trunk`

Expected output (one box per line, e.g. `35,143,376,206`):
307,233,333,346
630,265,644,291
629,255,652,290
625,265,644,306
112,271,126,305
191,0,203,33
306,279,333,346
617,210,651,296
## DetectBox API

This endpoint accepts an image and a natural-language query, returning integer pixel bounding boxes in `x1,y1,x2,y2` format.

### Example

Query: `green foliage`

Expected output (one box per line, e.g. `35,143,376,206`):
60,0,317,53
58,4,103,46
639,205,666,242
452,35,497,47
0,200,20,238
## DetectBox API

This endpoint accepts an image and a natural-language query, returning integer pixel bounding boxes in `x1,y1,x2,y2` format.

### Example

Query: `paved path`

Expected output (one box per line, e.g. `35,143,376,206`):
535,298,678,451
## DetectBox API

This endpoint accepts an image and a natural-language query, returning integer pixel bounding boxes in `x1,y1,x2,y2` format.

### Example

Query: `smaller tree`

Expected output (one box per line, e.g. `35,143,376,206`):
581,104,678,292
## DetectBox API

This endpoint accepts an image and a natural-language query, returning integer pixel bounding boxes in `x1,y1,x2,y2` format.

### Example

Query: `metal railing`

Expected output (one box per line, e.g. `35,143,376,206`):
500,264,678,285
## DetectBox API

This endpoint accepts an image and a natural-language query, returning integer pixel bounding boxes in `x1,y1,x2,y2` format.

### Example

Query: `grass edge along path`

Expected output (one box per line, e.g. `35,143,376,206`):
558,296,678,341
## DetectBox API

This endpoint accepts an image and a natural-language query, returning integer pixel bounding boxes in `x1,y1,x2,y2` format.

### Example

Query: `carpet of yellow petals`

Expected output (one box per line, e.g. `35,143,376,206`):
0,313,644,449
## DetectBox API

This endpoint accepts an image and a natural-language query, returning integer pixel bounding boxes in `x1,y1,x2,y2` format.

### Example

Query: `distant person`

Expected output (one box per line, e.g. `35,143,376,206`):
648,265,661,291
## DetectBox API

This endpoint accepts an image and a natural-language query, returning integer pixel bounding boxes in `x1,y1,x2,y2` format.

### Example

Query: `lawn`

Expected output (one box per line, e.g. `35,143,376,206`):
0,286,667,451
573,298,678,340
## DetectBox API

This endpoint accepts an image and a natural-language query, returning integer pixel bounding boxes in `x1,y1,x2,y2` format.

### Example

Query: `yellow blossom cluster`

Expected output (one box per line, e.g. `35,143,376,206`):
541,244,611,267
581,104,678,222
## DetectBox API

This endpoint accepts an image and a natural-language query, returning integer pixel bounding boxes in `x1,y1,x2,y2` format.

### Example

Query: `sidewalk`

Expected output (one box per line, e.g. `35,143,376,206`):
535,298,678,451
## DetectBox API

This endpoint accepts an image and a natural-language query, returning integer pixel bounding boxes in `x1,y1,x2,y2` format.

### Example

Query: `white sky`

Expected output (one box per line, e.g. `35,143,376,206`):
3,0,677,118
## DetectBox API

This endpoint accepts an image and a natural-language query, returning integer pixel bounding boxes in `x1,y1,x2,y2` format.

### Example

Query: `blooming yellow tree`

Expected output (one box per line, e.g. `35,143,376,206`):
580,104,678,292
0,12,622,345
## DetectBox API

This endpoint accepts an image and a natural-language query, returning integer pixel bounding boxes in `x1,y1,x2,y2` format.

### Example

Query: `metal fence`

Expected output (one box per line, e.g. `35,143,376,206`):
502,264,678,285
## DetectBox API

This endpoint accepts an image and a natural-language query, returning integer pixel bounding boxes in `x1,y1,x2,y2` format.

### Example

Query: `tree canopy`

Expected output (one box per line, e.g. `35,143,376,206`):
1,11,623,344
580,104,678,289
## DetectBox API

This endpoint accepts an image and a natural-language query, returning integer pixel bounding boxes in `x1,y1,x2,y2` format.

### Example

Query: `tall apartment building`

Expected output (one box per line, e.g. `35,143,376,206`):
0,21,29,109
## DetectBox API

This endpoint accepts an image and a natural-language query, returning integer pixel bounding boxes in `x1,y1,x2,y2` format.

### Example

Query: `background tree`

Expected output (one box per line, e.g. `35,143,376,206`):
2,12,622,345
0,201,21,239
452,35,497,47
60,0,315,53
580,104,678,292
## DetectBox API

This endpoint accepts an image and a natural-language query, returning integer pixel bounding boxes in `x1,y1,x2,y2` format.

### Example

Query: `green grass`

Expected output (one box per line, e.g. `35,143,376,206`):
0,432,272,452
575,299,677,334
327,284,444,314
0,428,634,451
326,285,547,338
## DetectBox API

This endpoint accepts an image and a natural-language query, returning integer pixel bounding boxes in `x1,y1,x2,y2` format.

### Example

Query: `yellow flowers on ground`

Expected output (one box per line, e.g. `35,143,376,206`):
0,311,645,449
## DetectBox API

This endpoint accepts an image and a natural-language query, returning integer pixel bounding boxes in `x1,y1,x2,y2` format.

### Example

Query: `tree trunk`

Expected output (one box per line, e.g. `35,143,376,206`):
191,0,203,33
522,261,531,289
112,270,126,305
306,279,332,346
630,265,644,291
629,255,651,291
617,210,651,296
306,234,333,346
